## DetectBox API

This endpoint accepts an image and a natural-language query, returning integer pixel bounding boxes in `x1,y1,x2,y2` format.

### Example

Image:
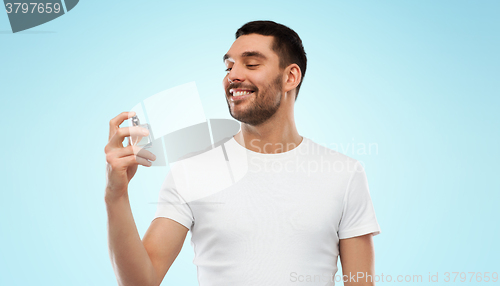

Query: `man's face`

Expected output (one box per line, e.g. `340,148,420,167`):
223,34,284,126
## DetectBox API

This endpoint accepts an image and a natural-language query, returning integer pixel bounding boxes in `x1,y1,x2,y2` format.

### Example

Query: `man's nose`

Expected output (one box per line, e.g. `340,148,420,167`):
227,64,244,83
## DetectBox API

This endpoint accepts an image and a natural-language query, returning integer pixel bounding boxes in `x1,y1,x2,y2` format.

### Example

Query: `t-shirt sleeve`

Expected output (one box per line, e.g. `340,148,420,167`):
153,170,194,231
338,161,381,239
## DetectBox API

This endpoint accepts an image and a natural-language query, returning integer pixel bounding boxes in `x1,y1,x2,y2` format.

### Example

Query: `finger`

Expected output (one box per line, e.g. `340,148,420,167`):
134,155,153,167
115,145,157,161
124,154,152,167
108,126,150,149
108,111,136,141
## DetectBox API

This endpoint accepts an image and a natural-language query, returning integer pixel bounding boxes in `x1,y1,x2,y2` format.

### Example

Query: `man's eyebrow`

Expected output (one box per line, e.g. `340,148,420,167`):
223,51,267,62
241,51,267,60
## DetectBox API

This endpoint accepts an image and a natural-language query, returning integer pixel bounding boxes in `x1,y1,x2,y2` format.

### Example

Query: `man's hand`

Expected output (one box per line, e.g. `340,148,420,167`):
339,233,376,286
104,111,156,201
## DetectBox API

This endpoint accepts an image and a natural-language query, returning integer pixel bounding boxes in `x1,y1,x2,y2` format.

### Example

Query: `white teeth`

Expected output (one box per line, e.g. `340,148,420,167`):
233,91,252,96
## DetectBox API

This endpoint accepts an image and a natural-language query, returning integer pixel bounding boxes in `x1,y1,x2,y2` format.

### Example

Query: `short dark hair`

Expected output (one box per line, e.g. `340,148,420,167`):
235,21,307,100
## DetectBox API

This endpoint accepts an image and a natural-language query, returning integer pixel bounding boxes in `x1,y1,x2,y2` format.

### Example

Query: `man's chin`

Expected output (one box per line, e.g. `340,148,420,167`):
229,110,245,123
229,110,251,125
229,112,269,126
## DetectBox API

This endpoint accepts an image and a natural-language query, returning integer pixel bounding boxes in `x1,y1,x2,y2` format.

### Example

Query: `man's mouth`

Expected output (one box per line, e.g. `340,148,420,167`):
228,89,255,101
229,89,255,96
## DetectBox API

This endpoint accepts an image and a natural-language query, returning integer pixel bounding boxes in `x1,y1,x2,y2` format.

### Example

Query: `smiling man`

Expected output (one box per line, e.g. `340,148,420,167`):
105,21,381,286
223,23,305,151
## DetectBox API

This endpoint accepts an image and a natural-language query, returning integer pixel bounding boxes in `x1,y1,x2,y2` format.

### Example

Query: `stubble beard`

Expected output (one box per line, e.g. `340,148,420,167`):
226,74,283,126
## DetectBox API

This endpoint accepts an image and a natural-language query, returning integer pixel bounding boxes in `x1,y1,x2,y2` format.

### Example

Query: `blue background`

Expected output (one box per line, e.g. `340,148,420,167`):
1,0,498,285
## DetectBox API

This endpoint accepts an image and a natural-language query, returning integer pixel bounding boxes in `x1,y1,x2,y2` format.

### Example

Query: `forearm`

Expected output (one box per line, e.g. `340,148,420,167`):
105,190,157,286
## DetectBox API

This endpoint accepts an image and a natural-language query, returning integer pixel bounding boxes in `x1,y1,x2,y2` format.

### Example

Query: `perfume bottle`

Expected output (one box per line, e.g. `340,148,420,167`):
129,115,153,149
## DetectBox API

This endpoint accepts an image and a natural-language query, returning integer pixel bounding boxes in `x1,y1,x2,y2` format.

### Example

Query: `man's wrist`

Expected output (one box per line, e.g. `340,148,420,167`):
104,187,129,205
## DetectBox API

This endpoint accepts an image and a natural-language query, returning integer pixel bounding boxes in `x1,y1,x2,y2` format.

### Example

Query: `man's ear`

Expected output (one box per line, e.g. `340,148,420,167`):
283,64,302,97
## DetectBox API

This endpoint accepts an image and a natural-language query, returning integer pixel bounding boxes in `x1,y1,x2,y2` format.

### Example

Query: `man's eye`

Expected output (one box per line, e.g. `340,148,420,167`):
225,65,258,72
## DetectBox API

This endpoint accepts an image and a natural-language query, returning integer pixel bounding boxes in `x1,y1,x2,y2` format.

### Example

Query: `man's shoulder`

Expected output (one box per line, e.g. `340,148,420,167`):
165,137,236,202
303,137,359,165
172,136,233,164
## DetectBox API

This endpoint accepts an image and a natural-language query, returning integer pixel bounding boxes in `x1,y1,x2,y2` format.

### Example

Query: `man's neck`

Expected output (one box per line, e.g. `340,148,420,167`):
233,102,302,154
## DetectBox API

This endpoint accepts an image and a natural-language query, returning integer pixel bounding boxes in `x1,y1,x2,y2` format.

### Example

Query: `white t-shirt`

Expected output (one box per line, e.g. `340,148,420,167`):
154,136,381,286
